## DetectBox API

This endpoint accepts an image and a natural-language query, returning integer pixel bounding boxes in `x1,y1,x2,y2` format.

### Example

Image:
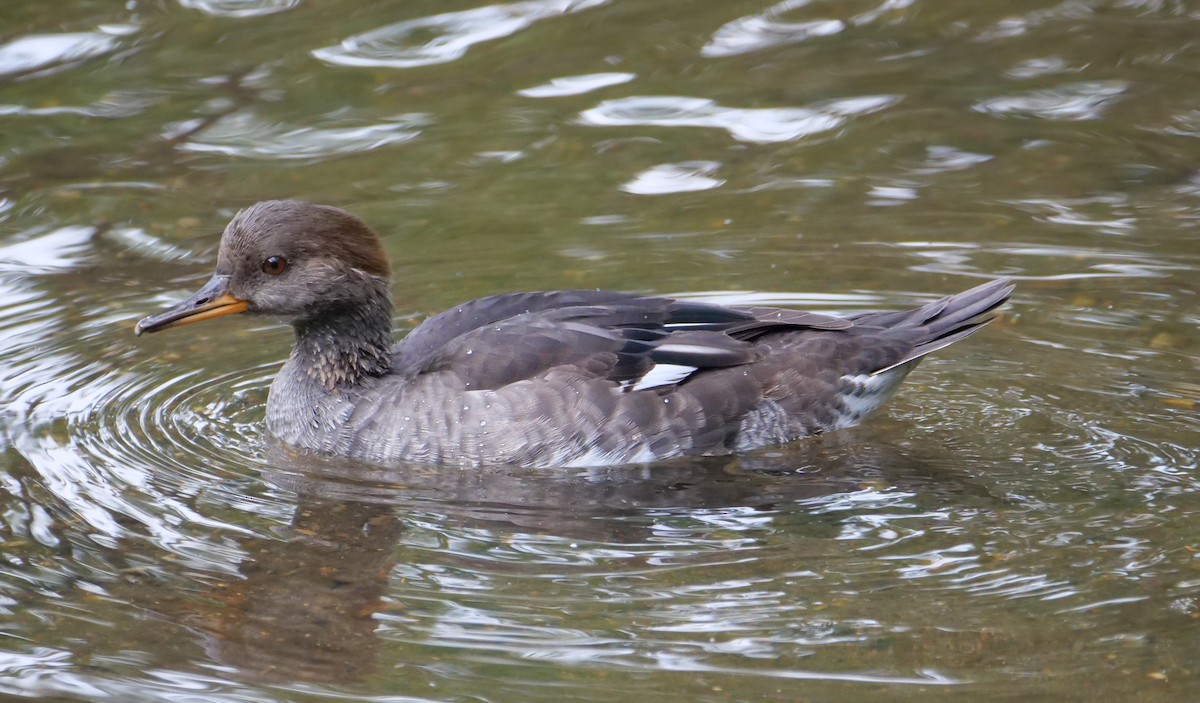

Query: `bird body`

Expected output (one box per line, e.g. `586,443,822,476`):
137,201,1013,468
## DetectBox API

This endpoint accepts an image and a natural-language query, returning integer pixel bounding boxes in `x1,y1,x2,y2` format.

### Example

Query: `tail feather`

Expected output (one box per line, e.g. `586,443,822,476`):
921,278,1014,338
866,278,1013,375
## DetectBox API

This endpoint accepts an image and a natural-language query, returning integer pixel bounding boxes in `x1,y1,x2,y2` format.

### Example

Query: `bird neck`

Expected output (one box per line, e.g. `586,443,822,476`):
290,285,394,391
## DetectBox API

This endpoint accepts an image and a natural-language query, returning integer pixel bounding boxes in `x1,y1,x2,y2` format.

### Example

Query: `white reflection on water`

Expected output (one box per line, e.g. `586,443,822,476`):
518,72,635,98
1012,196,1136,234
704,0,914,58
973,81,1129,121
179,112,428,160
0,30,126,77
867,183,919,206
0,91,157,119
881,542,1076,600
579,95,899,144
703,0,844,58
313,0,609,69
1165,109,1200,138
621,161,724,195
1005,56,1073,79
0,226,94,273
974,1,1106,42
179,0,300,18
906,145,993,176
881,240,1187,280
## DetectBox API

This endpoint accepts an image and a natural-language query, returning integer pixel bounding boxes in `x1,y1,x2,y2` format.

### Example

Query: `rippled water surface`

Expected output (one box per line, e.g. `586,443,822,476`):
2,1,1199,701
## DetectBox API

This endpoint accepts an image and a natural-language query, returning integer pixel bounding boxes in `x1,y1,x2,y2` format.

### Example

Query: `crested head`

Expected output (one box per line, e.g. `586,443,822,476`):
136,200,397,386
222,200,391,278
214,200,393,320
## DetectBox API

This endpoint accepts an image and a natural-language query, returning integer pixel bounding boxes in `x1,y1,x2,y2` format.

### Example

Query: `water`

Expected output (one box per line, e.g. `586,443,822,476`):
2,0,1199,700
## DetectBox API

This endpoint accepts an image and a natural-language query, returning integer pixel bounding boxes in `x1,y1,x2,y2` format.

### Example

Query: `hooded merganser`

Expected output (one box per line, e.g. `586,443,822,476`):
136,200,1013,468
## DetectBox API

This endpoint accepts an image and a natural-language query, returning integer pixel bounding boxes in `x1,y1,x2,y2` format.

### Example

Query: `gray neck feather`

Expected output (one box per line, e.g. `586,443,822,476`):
291,283,394,391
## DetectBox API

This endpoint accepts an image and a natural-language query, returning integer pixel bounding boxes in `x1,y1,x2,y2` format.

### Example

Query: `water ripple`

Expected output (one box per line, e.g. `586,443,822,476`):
179,112,428,160
8,358,279,551
518,72,635,98
704,0,842,58
313,0,609,69
1010,196,1137,235
703,0,914,58
1164,108,1200,138
0,91,158,120
1005,56,1075,79
0,226,95,273
178,0,300,18
0,28,132,78
881,240,1186,280
0,240,280,560
973,81,1129,121
905,145,993,176
973,2,1091,42
620,161,724,195
579,94,899,144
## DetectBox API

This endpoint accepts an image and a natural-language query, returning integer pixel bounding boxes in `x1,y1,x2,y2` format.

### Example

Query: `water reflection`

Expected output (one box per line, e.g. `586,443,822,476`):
0,428,1013,693
0,29,127,79
245,435,1005,685
180,112,429,161
186,490,402,685
973,81,1129,121
0,90,156,119
579,95,899,144
518,72,636,99
703,0,915,58
0,225,95,273
904,146,993,176
621,161,724,195
313,0,609,70
179,0,301,18
703,0,845,58
877,240,1185,281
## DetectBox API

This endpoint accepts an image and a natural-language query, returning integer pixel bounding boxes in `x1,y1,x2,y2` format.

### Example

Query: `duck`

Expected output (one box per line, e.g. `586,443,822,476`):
135,200,1014,468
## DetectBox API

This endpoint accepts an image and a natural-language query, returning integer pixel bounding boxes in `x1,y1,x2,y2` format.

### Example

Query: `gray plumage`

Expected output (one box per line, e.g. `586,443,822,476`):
136,200,1014,468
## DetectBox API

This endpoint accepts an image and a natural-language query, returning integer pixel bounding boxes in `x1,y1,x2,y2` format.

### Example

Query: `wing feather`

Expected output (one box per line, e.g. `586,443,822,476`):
389,280,1012,395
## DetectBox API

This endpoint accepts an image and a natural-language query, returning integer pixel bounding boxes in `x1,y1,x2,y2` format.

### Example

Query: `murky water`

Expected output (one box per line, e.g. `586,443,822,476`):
2,0,1199,700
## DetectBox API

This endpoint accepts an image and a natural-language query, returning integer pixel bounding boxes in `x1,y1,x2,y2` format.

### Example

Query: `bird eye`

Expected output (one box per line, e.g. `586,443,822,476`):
261,255,287,276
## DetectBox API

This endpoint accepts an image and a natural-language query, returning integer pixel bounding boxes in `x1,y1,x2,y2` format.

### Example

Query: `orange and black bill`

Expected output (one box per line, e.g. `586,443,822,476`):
135,275,248,336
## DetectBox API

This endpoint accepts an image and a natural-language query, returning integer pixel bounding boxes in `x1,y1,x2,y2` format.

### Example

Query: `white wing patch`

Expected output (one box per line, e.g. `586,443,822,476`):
628,363,699,392
655,342,737,362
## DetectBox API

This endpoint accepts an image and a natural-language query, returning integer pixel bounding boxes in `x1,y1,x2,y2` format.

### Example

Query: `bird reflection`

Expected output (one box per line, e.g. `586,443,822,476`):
187,489,402,684
179,426,1004,686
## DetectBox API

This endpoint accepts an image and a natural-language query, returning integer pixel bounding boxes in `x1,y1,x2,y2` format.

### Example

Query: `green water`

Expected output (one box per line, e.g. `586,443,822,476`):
2,1,1198,701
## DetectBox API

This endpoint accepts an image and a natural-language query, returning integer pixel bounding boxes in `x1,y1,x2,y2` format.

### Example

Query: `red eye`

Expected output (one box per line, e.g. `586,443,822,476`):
262,256,287,275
